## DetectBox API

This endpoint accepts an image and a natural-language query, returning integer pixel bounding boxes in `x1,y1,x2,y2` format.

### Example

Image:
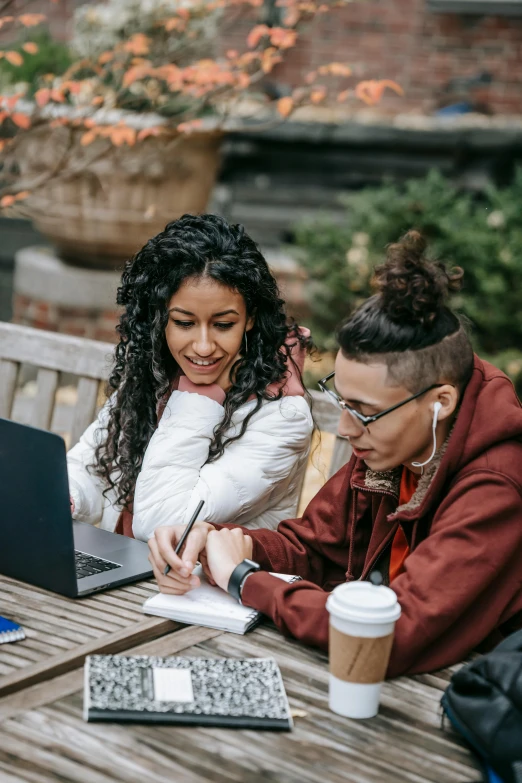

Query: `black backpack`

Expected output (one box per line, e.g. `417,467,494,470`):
441,629,522,783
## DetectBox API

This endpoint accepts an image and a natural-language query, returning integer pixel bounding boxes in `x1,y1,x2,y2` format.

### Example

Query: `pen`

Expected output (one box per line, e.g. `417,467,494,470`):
163,499,205,576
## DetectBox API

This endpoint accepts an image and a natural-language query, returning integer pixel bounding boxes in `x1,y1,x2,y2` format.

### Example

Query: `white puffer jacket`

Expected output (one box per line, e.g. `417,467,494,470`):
67,388,313,540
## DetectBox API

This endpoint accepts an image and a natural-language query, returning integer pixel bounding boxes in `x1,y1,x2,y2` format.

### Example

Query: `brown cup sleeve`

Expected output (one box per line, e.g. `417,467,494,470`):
329,624,395,685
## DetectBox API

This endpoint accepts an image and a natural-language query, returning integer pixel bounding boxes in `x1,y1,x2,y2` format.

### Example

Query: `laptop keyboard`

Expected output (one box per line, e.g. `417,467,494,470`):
74,550,122,580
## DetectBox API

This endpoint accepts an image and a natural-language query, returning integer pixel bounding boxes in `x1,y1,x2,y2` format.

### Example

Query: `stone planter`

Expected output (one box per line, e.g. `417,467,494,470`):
7,118,222,269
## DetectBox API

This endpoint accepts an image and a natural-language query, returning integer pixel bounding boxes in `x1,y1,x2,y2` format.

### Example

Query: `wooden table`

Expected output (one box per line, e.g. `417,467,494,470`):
0,576,482,783
0,575,177,697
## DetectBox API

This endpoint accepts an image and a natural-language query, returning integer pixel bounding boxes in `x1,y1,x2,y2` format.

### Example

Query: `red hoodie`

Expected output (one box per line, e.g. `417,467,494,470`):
237,356,522,677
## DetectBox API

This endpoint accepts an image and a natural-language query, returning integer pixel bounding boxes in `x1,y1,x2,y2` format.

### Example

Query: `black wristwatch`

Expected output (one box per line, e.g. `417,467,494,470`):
227,559,260,603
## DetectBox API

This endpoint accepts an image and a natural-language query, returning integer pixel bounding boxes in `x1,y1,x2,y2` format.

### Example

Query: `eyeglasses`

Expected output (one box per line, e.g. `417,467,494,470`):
317,371,445,431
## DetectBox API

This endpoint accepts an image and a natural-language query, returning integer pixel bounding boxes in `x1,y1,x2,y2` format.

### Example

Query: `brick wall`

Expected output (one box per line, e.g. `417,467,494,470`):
12,294,121,342
221,0,522,115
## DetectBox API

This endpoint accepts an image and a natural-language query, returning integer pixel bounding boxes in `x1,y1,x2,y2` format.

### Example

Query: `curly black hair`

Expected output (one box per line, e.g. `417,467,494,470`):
92,213,310,508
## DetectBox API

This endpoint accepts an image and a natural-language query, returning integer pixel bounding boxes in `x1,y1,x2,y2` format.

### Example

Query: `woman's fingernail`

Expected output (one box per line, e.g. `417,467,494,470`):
189,577,198,586
180,568,189,577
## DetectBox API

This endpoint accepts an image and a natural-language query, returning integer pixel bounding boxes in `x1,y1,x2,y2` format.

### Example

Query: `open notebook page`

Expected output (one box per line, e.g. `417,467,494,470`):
143,567,298,634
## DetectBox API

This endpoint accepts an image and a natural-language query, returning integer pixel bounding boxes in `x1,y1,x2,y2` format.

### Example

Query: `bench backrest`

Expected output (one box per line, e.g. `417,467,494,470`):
0,322,113,448
0,321,351,482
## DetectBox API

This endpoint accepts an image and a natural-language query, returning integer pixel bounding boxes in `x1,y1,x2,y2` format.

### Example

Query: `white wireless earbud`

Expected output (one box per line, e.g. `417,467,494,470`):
412,402,442,470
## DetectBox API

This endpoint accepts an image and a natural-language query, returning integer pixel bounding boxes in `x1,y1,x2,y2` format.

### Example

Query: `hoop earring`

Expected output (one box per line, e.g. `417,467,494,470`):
412,402,442,474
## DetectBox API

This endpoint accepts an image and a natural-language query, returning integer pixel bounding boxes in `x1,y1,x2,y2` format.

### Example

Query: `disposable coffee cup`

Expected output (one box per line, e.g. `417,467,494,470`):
326,581,401,719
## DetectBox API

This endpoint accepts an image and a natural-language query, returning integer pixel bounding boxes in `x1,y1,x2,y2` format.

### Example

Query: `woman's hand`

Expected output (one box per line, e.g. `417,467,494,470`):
204,527,253,592
148,522,213,594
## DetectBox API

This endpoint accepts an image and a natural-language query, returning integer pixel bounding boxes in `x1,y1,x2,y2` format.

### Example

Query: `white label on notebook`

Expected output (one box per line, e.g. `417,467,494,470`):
152,667,194,703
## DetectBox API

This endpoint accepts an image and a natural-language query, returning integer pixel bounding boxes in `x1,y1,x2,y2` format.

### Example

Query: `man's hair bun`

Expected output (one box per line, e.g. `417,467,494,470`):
373,230,463,328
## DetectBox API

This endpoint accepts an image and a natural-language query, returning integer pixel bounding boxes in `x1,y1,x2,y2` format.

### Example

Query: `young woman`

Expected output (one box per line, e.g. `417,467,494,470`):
67,214,313,542
150,230,522,677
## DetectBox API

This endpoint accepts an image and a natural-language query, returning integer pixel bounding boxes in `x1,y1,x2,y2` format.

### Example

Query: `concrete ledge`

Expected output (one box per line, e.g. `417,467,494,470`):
14,247,121,309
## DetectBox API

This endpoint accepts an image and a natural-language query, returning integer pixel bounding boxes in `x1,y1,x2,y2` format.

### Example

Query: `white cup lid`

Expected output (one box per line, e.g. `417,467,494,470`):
326,581,401,625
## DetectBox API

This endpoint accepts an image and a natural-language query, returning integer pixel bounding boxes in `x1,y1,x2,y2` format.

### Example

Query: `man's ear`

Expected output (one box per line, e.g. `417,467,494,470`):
434,384,459,421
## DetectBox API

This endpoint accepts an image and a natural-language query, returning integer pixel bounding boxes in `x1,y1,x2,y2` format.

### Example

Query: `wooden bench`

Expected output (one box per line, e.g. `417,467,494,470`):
0,321,351,479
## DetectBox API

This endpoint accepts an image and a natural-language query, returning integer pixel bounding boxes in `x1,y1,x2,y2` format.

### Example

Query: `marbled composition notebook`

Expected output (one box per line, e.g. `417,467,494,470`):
83,654,293,730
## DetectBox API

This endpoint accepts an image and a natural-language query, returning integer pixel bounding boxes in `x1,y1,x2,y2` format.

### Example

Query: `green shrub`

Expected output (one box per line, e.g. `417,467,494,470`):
293,168,522,394
0,30,72,94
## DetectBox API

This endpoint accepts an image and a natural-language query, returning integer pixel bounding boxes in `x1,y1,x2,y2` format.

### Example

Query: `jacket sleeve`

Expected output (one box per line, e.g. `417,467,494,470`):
131,392,313,540
243,469,522,677
66,399,115,525
387,469,522,676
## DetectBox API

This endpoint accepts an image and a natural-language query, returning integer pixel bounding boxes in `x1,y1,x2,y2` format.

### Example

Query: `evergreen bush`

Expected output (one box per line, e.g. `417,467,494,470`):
293,169,522,394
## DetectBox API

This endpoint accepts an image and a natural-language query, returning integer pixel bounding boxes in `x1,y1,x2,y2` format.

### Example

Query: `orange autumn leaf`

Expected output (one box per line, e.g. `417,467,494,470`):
49,117,69,128
11,112,31,129
14,191,30,201
98,51,114,65
283,7,301,26
337,88,351,102
0,195,16,208
35,88,51,107
91,96,104,106
123,34,151,56
123,65,151,88
236,72,250,89
50,88,65,103
269,28,297,49
310,86,327,104
62,80,82,96
5,92,24,111
163,17,186,32
355,79,404,105
81,130,98,146
277,96,294,118
247,24,269,48
318,62,352,77
5,50,23,66
261,47,281,74
110,124,137,147
137,126,164,141
177,119,204,134
22,42,38,55
18,14,46,27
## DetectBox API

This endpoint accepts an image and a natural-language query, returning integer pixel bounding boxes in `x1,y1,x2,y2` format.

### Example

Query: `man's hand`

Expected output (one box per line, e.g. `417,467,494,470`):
148,522,213,594
205,527,253,592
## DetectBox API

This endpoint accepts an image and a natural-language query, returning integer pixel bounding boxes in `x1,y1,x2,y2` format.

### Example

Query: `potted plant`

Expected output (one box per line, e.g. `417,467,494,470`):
0,0,402,268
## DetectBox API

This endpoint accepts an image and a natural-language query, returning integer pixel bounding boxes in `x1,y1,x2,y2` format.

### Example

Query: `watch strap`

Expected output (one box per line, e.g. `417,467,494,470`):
227,559,260,603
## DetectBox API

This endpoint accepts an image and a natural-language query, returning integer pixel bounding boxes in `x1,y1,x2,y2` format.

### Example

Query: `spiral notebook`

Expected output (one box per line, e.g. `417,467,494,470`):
143,567,300,634
84,654,293,729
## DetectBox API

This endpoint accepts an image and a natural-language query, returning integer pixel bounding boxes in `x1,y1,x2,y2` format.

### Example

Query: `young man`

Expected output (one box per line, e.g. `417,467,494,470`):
147,232,522,677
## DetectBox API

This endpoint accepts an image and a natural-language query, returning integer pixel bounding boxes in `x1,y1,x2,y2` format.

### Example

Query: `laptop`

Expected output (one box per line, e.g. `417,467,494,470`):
0,417,153,597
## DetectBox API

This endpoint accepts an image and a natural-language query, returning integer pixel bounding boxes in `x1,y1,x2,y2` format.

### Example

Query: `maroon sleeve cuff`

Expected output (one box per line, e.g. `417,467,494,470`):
240,571,287,617
178,376,226,405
